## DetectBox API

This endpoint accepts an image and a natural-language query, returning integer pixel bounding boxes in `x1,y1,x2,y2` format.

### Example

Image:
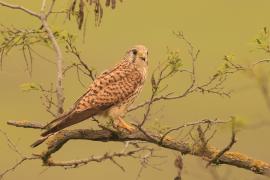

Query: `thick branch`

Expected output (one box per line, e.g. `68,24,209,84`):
7,119,270,177
39,129,269,176
43,129,269,176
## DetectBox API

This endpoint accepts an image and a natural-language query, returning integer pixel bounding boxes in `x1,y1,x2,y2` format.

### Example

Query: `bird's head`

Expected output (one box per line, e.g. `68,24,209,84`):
125,45,149,67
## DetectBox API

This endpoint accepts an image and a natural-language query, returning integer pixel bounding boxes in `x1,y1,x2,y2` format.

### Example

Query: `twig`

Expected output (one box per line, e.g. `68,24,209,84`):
160,119,228,144
0,129,23,157
44,148,148,168
46,0,56,18
0,129,39,179
174,154,183,180
0,1,40,18
0,156,38,180
7,120,45,129
206,120,237,167
65,35,95,81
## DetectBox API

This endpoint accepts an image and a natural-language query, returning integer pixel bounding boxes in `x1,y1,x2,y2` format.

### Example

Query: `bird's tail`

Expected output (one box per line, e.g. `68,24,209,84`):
40,111,74,137
30,135,50,148
41,109,98,137
31,108,98,147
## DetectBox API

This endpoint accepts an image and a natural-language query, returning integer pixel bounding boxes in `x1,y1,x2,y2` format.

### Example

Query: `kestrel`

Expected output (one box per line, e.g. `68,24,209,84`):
33,45,148,145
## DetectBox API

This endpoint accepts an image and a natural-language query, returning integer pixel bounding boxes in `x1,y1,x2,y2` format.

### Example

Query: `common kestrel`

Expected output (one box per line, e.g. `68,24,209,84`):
32,45,148,146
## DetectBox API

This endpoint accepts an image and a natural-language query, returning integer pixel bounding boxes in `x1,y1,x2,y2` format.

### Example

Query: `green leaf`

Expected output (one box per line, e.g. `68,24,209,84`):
151,74,157,90
20,83,40,92
256,39,262,44
231,116,249,130
167,49,182,73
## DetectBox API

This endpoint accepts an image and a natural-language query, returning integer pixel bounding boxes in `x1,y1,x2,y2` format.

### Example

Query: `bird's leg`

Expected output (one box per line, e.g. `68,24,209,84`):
114,117,135,132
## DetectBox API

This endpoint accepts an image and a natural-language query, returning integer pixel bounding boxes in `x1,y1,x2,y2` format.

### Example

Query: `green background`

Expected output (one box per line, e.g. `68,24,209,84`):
0,0,270,179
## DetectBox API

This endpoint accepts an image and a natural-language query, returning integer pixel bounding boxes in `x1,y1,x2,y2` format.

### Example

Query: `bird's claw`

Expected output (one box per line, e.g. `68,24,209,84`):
113,119,136,133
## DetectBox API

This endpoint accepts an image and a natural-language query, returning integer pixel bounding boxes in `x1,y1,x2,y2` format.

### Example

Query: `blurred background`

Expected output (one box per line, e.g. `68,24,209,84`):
0,0,270,179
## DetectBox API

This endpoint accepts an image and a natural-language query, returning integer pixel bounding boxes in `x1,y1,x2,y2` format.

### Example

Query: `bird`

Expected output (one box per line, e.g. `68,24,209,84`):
31,45,148,147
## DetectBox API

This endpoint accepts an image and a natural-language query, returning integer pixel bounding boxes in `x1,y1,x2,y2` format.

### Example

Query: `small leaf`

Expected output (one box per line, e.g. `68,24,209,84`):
167,50,182,73
231,116,249,130
256,39,262,44
20,83,40,92
151,74,157,90
263,27,268,34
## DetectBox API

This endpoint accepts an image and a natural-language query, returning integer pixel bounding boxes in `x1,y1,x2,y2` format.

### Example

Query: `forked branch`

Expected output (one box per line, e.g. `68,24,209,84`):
5,120,270,177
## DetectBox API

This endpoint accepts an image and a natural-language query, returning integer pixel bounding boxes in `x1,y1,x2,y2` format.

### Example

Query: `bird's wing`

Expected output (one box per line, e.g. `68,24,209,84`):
75,62,143,112
40,62,142,137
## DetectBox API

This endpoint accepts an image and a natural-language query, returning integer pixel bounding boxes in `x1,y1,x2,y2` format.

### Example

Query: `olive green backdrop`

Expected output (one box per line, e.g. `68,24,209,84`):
0,0,270,179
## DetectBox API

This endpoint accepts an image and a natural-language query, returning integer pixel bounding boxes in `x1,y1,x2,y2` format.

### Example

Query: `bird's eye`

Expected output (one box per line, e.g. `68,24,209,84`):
131,49,138,55
141,57,146,61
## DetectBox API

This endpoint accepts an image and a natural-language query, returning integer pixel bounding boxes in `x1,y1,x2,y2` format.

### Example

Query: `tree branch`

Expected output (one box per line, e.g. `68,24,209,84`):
0,156,38,180
206,120,237,167
40,147,150,169
0,1,40,18
40,4,65,115
0,129,39,180
7,121,270,177
0,0,65,115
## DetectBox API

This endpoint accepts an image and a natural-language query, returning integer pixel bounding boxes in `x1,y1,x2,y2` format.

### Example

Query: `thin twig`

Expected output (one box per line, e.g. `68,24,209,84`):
0,1,40,18
206,120,237,167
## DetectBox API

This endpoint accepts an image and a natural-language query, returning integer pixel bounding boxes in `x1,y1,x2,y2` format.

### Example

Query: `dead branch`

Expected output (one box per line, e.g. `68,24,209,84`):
0,129,39,180
174,154,183,180
0,127,154,179
7,120,45,129
40,3,65,115
38,147,151,169
6,120,270,177
0,1,40,18
206,120,237,167
64,35,96,81
0,156,38,180
160,119,227,144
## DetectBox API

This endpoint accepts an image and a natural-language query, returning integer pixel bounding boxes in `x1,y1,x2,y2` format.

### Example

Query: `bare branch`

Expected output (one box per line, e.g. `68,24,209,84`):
41,147,149,169
0,1,40,18
40,8,65,115
160,119,228,144
0,129,23,157
39,84,58,117
251,59,270,67
174,154,183,180
0,129,39,179
206,120,237,167
7,120,45,129
46,0,56,18
6,120,270,177
136,149,156,179
64,35,96,81
0,156,38,180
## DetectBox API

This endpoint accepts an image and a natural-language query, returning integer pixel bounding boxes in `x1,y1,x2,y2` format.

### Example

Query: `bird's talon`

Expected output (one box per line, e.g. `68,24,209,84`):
113,120,136,133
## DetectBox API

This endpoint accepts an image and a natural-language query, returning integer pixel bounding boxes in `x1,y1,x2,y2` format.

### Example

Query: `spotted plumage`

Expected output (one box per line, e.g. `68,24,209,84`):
37,45,148,139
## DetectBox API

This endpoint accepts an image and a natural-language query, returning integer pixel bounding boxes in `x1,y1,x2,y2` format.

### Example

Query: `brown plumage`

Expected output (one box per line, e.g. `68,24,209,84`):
31,45,148,147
